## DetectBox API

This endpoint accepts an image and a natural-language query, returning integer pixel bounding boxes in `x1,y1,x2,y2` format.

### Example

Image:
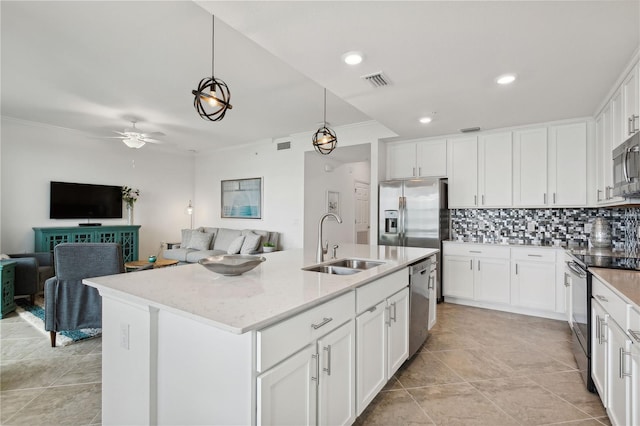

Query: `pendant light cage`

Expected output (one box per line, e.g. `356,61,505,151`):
192,15,232,122
312,89,337,155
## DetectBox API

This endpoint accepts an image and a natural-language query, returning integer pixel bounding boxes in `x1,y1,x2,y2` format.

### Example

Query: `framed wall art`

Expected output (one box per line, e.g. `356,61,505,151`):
327,190,340,216
221,177,262,219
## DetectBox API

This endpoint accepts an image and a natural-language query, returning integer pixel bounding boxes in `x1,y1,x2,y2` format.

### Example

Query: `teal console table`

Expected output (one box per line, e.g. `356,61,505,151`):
33,225,141,263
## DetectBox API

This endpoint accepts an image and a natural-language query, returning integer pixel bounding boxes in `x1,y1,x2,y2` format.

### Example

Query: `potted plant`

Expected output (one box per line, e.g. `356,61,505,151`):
262,242,276,253
122,186,140,225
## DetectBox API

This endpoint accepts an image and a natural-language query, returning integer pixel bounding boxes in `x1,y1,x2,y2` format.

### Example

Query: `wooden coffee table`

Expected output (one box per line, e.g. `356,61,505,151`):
125,259,179,272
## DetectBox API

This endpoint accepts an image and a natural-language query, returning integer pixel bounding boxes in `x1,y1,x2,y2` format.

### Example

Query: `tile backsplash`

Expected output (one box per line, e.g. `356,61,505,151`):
450,208,640,250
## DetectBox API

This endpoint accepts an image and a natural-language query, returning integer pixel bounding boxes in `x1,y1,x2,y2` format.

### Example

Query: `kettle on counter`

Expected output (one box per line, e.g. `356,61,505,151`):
590,217,612,248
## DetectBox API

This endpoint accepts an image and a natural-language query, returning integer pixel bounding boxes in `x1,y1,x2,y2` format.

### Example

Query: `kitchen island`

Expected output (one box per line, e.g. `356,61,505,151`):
85,244,436,425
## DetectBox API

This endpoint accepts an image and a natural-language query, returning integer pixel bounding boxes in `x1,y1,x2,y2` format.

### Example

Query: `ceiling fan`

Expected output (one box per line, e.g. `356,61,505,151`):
107,121,165,149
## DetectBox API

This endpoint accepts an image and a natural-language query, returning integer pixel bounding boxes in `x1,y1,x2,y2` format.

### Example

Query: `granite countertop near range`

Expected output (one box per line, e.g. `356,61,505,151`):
589,268,640,307
444,239,565,250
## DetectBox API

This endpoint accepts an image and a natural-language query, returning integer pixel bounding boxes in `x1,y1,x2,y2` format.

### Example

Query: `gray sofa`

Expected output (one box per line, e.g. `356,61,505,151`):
163,227,280,263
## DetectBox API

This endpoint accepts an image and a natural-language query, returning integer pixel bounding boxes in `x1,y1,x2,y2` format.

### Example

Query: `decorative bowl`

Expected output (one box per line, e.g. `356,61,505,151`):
198,254,266,276
148,255,157,263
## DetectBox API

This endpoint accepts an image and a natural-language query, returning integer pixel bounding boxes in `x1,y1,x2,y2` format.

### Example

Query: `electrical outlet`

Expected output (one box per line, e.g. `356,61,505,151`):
120,323,130,350
527,221,536,232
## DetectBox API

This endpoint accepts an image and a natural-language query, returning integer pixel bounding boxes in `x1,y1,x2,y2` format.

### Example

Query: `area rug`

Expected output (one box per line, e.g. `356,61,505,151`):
15,297,101,346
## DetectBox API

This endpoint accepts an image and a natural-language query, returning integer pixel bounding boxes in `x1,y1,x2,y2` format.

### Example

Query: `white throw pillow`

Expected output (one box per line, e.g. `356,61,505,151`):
181,229,197,248
187,232,214,251
240,232,262,254
227,236,245,254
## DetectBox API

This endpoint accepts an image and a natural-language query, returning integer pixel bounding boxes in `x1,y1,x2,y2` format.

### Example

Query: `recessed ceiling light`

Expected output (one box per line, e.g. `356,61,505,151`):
496,74,517,85
342,51,364,65
419,116,432,124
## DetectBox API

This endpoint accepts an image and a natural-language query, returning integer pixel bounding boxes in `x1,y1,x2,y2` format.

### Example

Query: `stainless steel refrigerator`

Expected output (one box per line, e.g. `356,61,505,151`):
378,178,449,302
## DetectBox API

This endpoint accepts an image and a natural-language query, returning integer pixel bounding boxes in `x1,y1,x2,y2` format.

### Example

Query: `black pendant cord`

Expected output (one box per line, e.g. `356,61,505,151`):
211,15,215,80
323,89,327,127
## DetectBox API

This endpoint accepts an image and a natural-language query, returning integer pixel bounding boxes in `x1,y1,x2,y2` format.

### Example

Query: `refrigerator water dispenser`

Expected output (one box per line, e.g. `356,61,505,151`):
384,210,398,233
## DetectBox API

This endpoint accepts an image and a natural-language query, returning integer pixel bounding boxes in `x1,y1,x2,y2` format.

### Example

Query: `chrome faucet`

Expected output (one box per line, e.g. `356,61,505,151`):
316,213,342,263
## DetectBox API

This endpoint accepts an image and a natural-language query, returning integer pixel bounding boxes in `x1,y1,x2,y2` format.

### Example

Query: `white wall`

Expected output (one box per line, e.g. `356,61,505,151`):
303,154,370,249
1,117,195,257
194,121,396,250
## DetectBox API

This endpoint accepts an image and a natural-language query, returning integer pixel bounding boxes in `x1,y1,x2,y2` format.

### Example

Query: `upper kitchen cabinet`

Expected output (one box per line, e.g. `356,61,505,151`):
548,122,587,206
513,123,587,207
513,127,548,206
596,103,625,205
448,132,512,208
386,139,446,179
448,136,478,208
622,63,639,142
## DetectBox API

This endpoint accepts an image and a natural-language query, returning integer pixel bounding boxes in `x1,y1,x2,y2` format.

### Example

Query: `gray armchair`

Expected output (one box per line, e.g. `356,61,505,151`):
45,243,124,347
8,252,55,304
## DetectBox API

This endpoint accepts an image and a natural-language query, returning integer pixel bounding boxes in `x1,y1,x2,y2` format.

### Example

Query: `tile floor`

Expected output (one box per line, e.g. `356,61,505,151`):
0,302,610,425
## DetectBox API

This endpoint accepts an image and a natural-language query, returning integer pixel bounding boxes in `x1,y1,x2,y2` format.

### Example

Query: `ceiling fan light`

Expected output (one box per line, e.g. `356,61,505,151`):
123,138,145,149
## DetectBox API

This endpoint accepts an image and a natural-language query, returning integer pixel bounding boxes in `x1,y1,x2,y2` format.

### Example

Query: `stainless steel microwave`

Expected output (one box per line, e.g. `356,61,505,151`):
613,132,640,197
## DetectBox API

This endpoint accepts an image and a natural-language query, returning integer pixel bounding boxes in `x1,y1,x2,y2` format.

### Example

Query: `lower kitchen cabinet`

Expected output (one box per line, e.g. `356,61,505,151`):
428,265,437,330
443,255,474,299
591,300,608,403
606,318,631,426
511,260,556,312
475,257,510,304
257,345,317,426
355,283,410,416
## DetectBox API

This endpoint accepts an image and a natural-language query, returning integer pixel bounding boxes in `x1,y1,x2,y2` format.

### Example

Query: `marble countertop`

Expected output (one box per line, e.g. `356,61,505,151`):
85,244,437,335
589,268,640,307
444,240,564,250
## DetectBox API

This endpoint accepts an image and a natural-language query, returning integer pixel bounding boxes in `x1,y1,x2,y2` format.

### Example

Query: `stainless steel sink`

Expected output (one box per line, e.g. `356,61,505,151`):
325,259,385,270
302,265,361,275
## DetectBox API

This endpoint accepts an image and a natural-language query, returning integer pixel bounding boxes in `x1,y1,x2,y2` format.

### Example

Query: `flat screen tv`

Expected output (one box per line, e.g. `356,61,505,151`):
50,181,123,219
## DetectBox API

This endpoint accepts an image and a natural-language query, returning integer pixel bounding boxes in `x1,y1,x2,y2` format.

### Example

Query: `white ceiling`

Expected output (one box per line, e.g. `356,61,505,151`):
2,1,639,154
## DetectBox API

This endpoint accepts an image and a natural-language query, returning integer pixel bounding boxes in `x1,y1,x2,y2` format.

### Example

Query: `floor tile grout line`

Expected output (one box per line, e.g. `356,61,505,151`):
1,387,47,425
527,375,606,420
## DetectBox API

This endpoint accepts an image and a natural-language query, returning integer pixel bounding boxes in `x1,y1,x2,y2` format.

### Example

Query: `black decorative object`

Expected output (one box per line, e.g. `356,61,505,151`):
192,15,232,122
312,89,337,155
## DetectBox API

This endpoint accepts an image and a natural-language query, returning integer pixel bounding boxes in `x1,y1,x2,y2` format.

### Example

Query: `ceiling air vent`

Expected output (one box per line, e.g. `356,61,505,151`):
277,141,291,150
361,71,390,88
460,127,481,133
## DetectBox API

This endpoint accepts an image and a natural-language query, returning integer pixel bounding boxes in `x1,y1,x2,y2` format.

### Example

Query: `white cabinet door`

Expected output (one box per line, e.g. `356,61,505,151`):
595,111,606,203
623,63,639,139
317,321,356,426
511,260,556,312
474,257,510,304
591,301,608,403
631,343,640,426
257,345,317,426
387,143,418,179
356,300,387,415
607,319,631,426
514,127,548,206
387,288,410,379
478,132,512,207
448,137,478,208
549,122,587,206
443,255,474,299
612,88,625,150
416,139,447,177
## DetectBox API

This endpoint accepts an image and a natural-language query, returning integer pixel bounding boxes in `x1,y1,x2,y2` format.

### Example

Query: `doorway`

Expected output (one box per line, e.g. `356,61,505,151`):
354,181,370,244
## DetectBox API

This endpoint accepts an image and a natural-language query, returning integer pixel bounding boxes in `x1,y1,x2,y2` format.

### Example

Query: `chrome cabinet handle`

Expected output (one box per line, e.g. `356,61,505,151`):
634,115,640,132
470,259,473,270
323,345,332,376
620,347,632,378
606,186,612,199
600,317,608,344
629,117,634,135
311,317,333,329
385,305,391,326
567,262,587,278
474,195,477,206
515,263,518,275
427,275,434,290
482,194,485,205
413,167,416,177
595,315,601,342
478,260,481,271
595,295,609,303
563,272,570,287
367,305,377,313
629,329,640,343
470,250,481,253
623,147,631,183
597,189,602,202
544,193,547,204
528,254,543,257
553,193,556,204
391,302,397,322
418,166,422,176
311,353,319,383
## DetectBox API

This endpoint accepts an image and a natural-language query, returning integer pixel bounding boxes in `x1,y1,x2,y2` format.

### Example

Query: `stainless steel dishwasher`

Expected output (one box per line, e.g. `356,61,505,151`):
408,256,433,358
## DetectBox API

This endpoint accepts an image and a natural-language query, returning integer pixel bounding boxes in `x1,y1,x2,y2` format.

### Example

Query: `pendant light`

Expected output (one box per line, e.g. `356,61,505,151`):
192,15,232,121
312,89,337,155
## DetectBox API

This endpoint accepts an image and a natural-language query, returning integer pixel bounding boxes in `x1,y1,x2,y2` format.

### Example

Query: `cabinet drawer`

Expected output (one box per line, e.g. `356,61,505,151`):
356,269,407,314
257,291,355,373
511,247,556,262
628,306,640,343
592,277,627,328
443,243,509,258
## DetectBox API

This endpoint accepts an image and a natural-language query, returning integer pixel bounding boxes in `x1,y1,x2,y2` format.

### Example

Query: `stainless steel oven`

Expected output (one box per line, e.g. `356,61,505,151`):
566,257,596,392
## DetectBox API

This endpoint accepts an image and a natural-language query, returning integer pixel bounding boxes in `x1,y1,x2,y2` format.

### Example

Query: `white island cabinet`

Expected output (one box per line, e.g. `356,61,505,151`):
85,244,436,426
